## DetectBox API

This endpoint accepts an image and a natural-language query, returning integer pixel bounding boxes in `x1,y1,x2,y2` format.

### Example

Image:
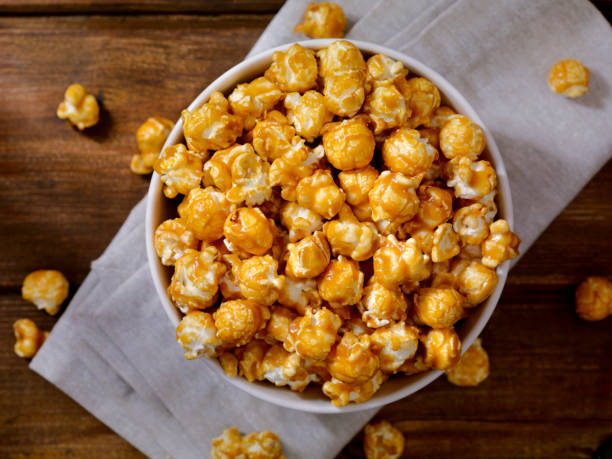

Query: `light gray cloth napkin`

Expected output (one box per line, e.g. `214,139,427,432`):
31,0,612,457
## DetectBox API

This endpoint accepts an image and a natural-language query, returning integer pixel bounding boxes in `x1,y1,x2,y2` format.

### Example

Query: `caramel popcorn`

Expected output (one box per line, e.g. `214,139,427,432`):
369,171,420,233
429,106,456,130
21,269,69,316
548,59,589,98
284,91,334,142
481,219,520,268
182,91,243,153
382,128,436,178
265,306,298,343
399,351,431,376
280,202,323,242
252,112,296,161
131,117,174,174
229,77,283,130
324,205,380,261
277,276,321,315
359,279,408,328
214,300,270,347
445,157,497,200
453,203,490,245
176,310,223,360
237,255,285,306
296,169,345,219
169,247,226,313
154,218,199,266
284,231,331,279
322,118,375,170
446,337,489,387
413,186,454,230
242,430,285,459
370,323,420,373
338,166,379,207
455,260,498,306
225,144,272,206
322,370,386,407
318,256,364,309
422,327,461,370
397,77,441,128
264,43,318,93
13,319,47,358
366,54,407,88
269,143,324,201
415,287,465,329
575,277,612,321
363,420,405,459
294,2,346,39
363,84,409,134
260,345,318,392
223,207,276,256
327,332,379,384
373,236,431,290
154,144,203,198
284,307,341,360
431,223,461,263
219,353,239,377
236,340,268,382
178,187,232,242
56,83,99,130
439,115,485,160
201,143,246,192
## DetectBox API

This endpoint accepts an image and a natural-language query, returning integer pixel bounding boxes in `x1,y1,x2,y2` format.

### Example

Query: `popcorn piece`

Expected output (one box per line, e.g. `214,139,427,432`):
446,337,489,387
56,83,99,130
548,59,589,98
322,370,386,407
269,143,325,201
373,236,431,290
238,255,285,306
412,186,454,230
359,279,408,328
399,351,431,376
277,276,321,315
422,327,462,370
265,43,318,93
338,166,379,206
229,77,283,131
575,276,612,322
281,202,323,242
321,72,366,118
219,253,244,300
370,322,419,373
414,287,465,329
366,54,407,89
294,2,346,39
252,112,296,161
351,200,374,223
369,171,420,232
439,115,485,160
429,106,456,129
236,340,269,382
417,127,439,150
363,84,409,134
242,430,285,459
324,205,379,261
153,144,203,198
339,314,373,336
265,306,298,343
21,270,69,316
479,191,498,223
481,219,520,268
318,256,364,308
296,169,345,219
446,157,497,200
214,300,271,347
453,203,490,245
225,144,272,206
407,225,435,256
260,345,318,392
223,207,276,256
178,187,233,242
219,353,239,377
284,91,333,142
169,247,226,313
431,223,461,263
322,117,375,170
153,218,199,266
211,427,244,459
363,420,405,459
327,332,379,384
397,77,441,128
318,40,366,79
202,143,245,191
284,307,341,360
176,310,223,360
131,117,174,174
455,260,498,306
182,91,243,153
13,319,47,358
382,128,437,178
285,231,331,279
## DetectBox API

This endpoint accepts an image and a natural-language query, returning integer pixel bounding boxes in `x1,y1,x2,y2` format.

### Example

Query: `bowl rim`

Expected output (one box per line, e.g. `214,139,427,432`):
146,38,514,414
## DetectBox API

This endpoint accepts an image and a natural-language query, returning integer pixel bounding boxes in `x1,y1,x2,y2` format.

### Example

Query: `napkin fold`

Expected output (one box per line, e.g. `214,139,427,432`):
31,0,612,458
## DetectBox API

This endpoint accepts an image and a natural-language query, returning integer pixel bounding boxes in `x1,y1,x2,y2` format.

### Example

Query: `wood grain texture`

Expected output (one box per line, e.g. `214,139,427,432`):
0,4,611,459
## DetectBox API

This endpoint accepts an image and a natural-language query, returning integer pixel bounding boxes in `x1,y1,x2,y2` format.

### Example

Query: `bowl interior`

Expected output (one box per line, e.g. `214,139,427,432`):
146,39,514,413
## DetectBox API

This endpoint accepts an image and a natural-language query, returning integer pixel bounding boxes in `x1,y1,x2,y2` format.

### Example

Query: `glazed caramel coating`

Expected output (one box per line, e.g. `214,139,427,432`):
228,76,283,131
317,40,366,79
235,340,268,382
422,327,462,370
431,223,461,263
56,83,99,130
327,332,379,384
13,319,47,358
322,118,375,171
285,231,331,279
481,219,520,268
439,114,485,160
414,287,465,329
414,185,454,230
446,337,489,386
21,270,69,316
277,276,321,315
338,166,379,206
548,59,589,98
322,72,366,118
383,128,437,178
322,370,386,407
242,430,285,459
154,218,199,266
363,84,409,134
370,322,420,373
252,112,296,161
219,353,239,377
369,171,420,230
575,277,612,321
453,203,490,245
296,169,346,219
366,54,407,88
445,157,497,201
154,144,203,199
264,43,318,93
397,77,441,128
324,205,380,262
176,310,223,360
237,255,285,306
284,307,342,361
260,345,318,392
284,91,334,142
213,300,270,347
363,420,405,459
281,202,323,242
358,279,408,328
265,306,298,343
178,187,233,242
225,145,272,206
318,256,364,308
269,143,325,201
294,2,346,38
455,260,498,306
372,236,431,290
223,207,276,256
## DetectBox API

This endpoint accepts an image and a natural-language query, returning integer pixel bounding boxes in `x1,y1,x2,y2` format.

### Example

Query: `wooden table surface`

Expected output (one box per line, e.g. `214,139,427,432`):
1,1,611,458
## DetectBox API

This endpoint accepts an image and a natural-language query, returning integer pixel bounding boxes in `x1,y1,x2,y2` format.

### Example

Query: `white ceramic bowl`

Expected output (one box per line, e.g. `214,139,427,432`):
146,39,514,414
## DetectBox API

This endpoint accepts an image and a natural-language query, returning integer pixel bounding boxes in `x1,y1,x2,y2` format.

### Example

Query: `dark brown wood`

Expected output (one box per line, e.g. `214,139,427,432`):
1,5,611,459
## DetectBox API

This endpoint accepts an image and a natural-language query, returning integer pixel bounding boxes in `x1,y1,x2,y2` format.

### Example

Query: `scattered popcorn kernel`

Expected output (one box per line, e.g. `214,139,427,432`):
284,307,342,360
284,91,333,142
370,322,419,373
338,166,379,206
285,231,331,279
281,202,323,242
178,187,233,242
399,350,431,375
324,205,380,262
137,116,174,160
252,112,296,161
359,279,408,328
366,54,407,89
238,255,285,306
214,300,270,347
294,2,346,39
431,223,461,263
265,43,318,93
176,310,224,359
548,59,589,98
415,287,465,329
56,83,99,130
328,332,379,384
13,319,47,358
318,256,364,308
277,276,321,315
455,260,498,306
422,327,462,370
236,340,269,382
130,154,154,175
154,144,203,199
169,247,226,313
481,219,520,268
363,420,405,459
439,115,485,160
369,171,420,232
446,337,489,386
265,306,298,343
211,427,244,459
224,207,276,256
575,276,612,322
453,203,490,245
382,128,437,178
397,77,441,128
429,106,456,130
154,218,199,266
322,117,375,170
260,345,318,392
446,157,497,200
182,92,243,153
413,186,453,230
229,77,283,131
219,353,239,377
363,84,409,134
323,370,386,407
373,236,431,290
242,430,285,459
269,143,325,201
225,145,272,206
21,270,69,316
296,169,345,219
